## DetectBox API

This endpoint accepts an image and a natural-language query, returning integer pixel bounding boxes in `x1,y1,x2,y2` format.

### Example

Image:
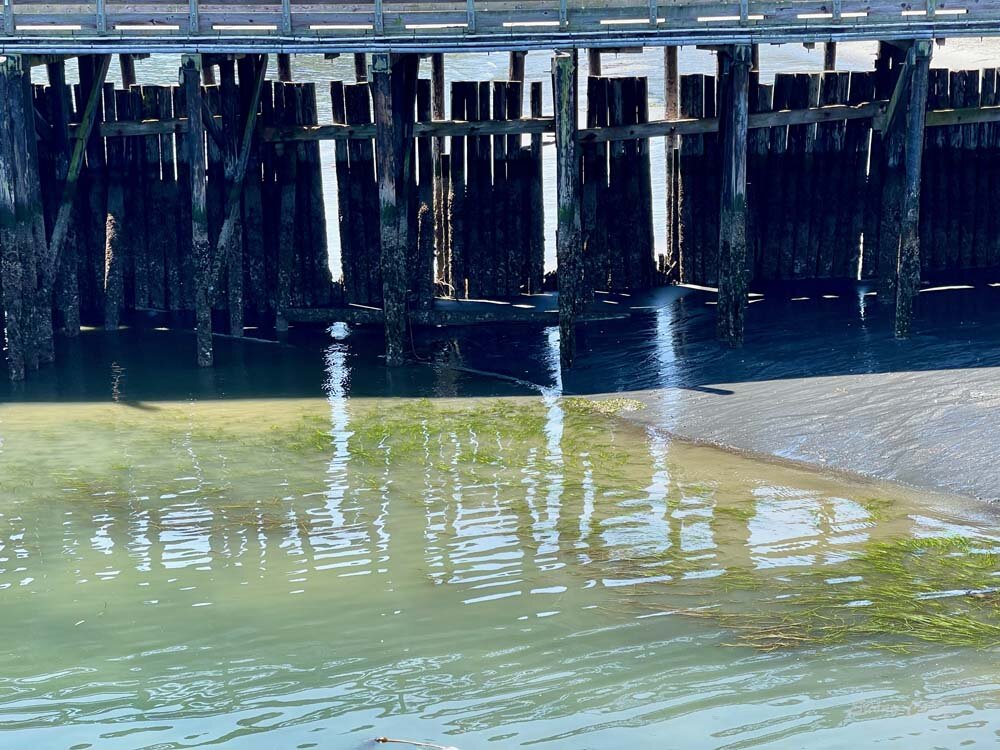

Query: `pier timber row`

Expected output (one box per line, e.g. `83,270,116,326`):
1,1,999,379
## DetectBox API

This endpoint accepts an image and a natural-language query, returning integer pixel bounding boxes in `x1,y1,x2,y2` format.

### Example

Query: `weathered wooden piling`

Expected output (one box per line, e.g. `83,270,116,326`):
46,59,80,336
716,45,752,347
278,53,293,83
895,42,932,338
372,53,419,366
103,85,126,329
181,54,213,367
664,46,679,279
11,43,1000,380
0,55,37,381
431,53,446,285
588,49,602,77
552,50,583,367
824,42,837,70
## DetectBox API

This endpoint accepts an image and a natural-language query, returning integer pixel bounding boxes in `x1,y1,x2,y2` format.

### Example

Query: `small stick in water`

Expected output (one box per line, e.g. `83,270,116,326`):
374,737,459,750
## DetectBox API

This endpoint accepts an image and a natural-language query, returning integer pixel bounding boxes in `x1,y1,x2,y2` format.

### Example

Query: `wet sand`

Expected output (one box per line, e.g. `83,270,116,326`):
445,280,1000,503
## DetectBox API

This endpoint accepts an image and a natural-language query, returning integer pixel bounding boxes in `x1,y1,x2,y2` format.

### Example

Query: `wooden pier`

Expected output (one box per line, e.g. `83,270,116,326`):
3,7,1000,379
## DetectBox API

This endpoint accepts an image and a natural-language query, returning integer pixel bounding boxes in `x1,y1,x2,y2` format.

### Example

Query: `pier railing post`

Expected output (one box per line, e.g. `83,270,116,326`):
716,44,752,347
181,54,213,367
552,49,583,367
895,41,932,338
372,52,419,366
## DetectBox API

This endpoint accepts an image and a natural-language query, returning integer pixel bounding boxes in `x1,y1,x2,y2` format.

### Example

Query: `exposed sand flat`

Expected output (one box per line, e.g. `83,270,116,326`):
450,281,1000,503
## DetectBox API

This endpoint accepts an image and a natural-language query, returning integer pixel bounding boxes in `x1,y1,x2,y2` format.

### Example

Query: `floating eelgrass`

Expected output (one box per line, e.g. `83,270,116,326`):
617,536,1000,652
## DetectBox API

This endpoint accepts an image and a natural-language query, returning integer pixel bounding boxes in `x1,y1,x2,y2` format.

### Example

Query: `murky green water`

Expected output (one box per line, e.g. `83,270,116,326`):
2,333,1000,749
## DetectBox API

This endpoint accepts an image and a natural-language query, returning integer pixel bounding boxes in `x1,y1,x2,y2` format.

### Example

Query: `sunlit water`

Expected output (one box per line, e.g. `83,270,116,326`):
2,329,999,749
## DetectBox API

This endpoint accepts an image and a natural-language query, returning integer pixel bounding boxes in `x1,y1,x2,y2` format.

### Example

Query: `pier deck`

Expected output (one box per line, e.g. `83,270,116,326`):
1,1,999,52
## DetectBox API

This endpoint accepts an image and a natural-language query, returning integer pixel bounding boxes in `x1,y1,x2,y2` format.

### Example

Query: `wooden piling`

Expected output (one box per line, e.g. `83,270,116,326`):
824,42,837,70
582,75,607,290
0,55,38,381
103,87,126,329
278,53,293,82
664,46,679,278
716,45,751,347
508,51,526,83
275,83,297,330
119,53,137,87
372,53,419,366
46,59,80,335
181,54,213,367
553,50,583,367
448,81,468,297
678,74,706,284
895,42,932,338
218,59,244,335
238,55,266,317
416,78,435,309
587,49,601,77
354,53,367,83
431,53,446,285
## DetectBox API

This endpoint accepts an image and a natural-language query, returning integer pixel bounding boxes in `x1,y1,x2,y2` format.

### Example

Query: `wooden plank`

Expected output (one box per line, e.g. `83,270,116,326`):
108,99,1000,144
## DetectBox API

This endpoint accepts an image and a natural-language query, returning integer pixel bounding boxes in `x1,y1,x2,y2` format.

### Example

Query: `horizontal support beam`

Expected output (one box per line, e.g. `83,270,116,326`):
924,104,1000,128
285,303,632,327
78,101,1000,142
260,116,555,142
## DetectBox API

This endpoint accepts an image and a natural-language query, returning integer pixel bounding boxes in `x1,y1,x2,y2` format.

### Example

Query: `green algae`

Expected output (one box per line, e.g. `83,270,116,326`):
637,535,1000,652
562,397,645,417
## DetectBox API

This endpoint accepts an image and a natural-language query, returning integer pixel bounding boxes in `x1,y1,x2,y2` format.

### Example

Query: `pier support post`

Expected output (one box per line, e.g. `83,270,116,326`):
431,53,446,281
354,53,368,83
664,45,679,278
0,54,41,381
181,54,213,367
716,44,752,347
119,53,137,87
587,49,601,77
552,50,583,367
508,51,526,83
895,41,932,338
218,59,243,336
876,42,907,304
372,53,419,366
824,42,837,70
277,53,293,82
46,59,81,336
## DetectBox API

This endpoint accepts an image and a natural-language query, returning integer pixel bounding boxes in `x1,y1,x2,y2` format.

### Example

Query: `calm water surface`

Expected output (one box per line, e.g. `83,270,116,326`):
1,329,999,749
